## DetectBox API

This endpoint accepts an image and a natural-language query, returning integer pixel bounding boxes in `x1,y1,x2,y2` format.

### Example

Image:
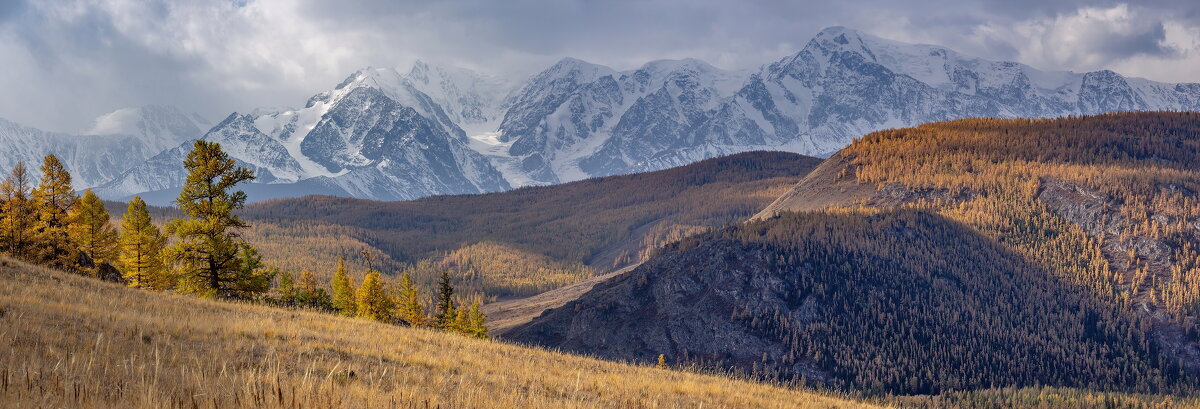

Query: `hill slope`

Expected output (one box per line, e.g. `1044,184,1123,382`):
0,256,876,409
238,151,821,298
508,112,1200,394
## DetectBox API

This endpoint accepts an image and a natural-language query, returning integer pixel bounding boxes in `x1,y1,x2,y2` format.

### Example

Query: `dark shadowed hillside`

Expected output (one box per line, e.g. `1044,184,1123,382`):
508,112,1200,395
507,210,1184,394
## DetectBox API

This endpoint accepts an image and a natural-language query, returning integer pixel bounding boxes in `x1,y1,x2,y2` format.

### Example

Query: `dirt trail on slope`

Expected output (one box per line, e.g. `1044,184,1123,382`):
485,263,641,334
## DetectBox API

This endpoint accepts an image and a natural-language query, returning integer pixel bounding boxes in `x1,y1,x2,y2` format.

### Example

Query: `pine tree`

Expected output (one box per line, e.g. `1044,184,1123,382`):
118,197,169,289
395,272,426,326
165,141,262,299
330,257,357,316
70,189,118,273
435,271,456,328
30,154,77,268
0,161,33,258
355,270,393,322
225,244,274,298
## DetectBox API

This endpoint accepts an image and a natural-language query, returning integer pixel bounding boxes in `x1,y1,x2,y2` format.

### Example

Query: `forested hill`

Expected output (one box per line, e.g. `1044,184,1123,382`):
238,151,821,297
507,112,1200,395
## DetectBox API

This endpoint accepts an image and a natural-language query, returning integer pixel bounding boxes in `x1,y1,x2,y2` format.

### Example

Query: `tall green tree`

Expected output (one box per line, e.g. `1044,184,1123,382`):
356,270,393,322
435,271,456,328
0,161,33,258
70,189,118,273
165,140,264,299
330,256,357,316
276,270,297,304
395,272,426,326
30,154,77,268
118,196,169,289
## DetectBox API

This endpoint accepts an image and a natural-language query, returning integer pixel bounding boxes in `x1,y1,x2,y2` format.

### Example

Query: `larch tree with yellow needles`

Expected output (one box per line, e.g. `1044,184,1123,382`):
331,256,357,316
118,196,169,290
30,154,77,268
356,270,393,322
0,161,34,259
70,189,118,274
394,272,426,326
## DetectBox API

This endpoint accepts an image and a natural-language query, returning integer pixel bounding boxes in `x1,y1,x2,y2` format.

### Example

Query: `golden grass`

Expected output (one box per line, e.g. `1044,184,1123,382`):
0,256,879,409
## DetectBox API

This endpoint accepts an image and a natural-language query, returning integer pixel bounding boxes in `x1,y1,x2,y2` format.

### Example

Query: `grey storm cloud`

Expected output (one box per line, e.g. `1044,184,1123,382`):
0,0,1198,133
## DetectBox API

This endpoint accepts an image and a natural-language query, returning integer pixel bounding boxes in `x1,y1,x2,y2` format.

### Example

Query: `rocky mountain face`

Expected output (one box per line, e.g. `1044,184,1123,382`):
496,58,745,184
63,27,1200,203
0,106,207,188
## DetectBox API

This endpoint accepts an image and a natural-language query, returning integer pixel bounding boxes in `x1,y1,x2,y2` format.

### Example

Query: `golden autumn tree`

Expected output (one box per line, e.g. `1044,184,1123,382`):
0,161,34,259
118,196,169,289
70,189,118,273
394,272,426,326
450,300,488,339
30,154,77,268
355,270,393,322
330,256,357,316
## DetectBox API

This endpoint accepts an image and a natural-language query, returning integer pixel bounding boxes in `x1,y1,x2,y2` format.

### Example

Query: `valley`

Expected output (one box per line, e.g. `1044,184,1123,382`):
5,6,1200,407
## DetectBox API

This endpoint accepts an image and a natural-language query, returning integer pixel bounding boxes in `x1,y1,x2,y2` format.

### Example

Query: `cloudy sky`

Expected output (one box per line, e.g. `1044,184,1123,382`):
1,0,1198,133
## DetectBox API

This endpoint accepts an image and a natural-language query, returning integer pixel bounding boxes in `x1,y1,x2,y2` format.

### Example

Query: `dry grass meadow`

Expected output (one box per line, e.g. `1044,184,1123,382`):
0,256,878,409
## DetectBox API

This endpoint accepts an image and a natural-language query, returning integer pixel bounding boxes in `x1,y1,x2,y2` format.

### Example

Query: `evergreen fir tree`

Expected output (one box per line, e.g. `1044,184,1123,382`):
0,161,33,259
225,244,274,298
70,189,118,273
118,197,169,289
435,271,456,328
330,256,357,316
30,154,77,268
355,270,393,322
395,272,425,326
165,141,262,299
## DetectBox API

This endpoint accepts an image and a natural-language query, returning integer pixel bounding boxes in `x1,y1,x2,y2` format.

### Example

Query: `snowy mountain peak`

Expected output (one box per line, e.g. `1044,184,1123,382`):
400,60,516,132
79,27,1200,205
538,57,619,84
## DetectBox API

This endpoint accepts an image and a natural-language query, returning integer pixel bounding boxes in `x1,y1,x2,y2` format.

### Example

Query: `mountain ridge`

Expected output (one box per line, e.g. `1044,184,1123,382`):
12,26,1200,204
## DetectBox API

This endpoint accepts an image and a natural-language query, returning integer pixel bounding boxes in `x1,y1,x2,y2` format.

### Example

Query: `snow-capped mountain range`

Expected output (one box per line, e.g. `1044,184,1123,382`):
0,105,208,189
6,26,1200,204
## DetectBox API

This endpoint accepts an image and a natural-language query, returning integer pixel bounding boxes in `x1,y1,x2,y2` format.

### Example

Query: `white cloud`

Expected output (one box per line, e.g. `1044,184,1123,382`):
968,4,1200,81
1,0,1199,133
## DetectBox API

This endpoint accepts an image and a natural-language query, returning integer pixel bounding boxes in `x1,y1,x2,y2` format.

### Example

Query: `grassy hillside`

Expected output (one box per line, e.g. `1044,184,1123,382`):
511,112,1200,395
0,255,876,409
237,151,820,298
